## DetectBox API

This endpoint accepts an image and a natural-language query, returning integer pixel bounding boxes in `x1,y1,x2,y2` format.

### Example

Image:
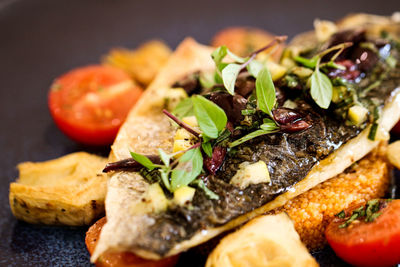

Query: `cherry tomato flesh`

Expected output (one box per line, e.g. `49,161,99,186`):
325,199,400,267
48,65,143,146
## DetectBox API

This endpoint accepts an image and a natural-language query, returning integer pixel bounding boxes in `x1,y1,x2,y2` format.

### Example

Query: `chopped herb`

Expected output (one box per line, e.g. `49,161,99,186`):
215,128,232,145
338,199,385,228
241,109,256,116
368,106,380,141
368,123,379,141
191,179,219,200
335,210,346,219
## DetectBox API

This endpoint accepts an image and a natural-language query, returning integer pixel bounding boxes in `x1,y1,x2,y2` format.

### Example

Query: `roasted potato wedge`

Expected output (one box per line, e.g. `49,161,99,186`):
387,140,400,169
103,40,172,86
9,152,108,226
206,213,318,267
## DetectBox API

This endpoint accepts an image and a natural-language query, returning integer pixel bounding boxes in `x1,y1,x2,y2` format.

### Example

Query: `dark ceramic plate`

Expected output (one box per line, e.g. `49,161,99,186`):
1,0,399,266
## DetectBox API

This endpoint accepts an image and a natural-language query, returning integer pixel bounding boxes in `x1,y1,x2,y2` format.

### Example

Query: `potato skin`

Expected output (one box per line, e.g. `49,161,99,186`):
9,152,108,226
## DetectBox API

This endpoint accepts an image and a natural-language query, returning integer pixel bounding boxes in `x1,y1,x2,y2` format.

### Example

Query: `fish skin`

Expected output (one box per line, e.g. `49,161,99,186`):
92,15,400,261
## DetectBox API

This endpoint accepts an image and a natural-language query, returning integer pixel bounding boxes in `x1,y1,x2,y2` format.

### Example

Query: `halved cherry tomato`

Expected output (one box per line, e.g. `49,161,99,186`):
325,199,400,267
85,217,179,267
48,65,143,145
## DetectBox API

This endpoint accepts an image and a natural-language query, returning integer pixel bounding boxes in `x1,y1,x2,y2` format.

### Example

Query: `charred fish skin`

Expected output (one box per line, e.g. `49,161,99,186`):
124,48,400,258
92,16,400,261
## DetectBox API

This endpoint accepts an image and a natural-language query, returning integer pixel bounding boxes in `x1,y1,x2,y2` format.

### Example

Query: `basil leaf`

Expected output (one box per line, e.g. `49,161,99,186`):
227,50,246,63
260,121,279,131
211,45,246,64
214,62,228,84
199,72,216,89
256,67,276,118
130,152,157,170
211,46,228,66
192,95,227,138
191,179,219,200
202,142,213,158
247,60,264,78
310,68,333,109
294,55,319,69
172,97,194,119
170,147,203,190
229,129,275,148
158,148,171,167
222,63,241,95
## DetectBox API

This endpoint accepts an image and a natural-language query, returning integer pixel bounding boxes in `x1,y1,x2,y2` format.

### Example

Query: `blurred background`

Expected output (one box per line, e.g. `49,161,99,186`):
0,0,399,266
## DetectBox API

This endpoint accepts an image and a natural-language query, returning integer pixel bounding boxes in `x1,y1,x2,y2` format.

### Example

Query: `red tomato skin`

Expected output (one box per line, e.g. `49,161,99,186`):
325,200,400,267
48,65,142,146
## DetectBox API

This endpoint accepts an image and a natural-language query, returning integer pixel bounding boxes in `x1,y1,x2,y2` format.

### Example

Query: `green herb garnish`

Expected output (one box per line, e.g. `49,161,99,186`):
222,63,242,94
130,151,159,170
310,59,333,109
172,97,194,119
229,128,278,148
295,43,353,109
191,179,219,200
337,199,385,228
192,95,227,139
256,67,276,118
202,142,213,157
211,36,287,95
170,147,203,191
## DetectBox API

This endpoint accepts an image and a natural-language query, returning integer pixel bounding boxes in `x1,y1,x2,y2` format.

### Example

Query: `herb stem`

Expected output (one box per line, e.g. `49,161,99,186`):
170,142,202,168
163,109,201,138
318,42,353,61
241,35,288,70
250,36,288,57
103,155,162,173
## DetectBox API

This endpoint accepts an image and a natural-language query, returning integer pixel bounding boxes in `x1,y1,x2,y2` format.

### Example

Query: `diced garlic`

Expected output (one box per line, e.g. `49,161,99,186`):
387,140,400,169
348,105,369,126
230,161,270,189
173,186,196,206
173,116,200,156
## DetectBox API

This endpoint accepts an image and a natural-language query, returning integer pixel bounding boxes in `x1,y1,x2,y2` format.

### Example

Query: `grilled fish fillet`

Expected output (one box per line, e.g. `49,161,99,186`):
92,14,400,261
